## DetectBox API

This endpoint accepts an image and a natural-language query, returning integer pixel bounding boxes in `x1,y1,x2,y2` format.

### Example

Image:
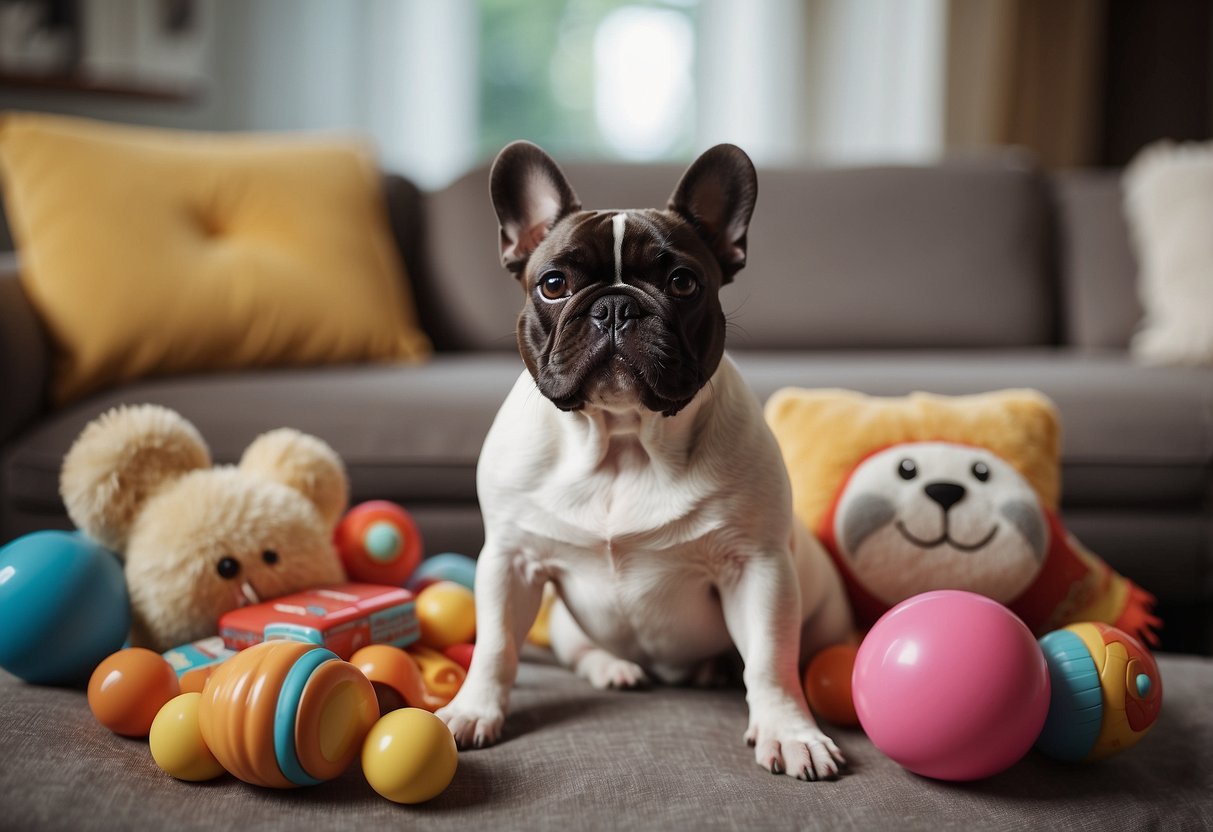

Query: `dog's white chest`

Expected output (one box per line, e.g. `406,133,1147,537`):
477,364,793,675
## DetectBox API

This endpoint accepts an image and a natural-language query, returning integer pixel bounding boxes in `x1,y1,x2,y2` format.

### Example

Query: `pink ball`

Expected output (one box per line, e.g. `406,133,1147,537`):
852,590,1050,781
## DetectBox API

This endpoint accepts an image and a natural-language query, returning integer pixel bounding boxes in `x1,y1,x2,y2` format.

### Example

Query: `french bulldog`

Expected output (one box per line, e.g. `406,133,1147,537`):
436,142,853,781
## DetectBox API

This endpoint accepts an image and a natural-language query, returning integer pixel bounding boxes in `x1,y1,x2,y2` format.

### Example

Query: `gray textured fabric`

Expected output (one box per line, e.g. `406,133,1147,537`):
1,652,1209,831
0,255,48,446
8,350,1207,518
422,158,1055,351
1052,171,1144,349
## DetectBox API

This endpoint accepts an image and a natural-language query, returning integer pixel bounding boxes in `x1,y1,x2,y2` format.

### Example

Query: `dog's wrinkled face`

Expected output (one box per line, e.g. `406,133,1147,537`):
489,142,757,415
833,442,1048,605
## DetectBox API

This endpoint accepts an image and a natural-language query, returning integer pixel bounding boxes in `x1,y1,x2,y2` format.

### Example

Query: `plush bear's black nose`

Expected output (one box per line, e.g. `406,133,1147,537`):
591,294,639,334
924,481,966,511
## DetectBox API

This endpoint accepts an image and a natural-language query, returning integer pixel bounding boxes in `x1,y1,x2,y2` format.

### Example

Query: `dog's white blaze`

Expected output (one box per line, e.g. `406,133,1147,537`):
612,212,628,284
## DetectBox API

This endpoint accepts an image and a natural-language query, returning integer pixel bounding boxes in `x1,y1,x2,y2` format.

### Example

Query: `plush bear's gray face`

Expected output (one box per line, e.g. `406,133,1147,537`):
833,441,1048,606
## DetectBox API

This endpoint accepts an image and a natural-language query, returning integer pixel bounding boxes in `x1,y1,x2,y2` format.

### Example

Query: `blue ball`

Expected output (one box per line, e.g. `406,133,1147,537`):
0,531,130,685
407,552,476,592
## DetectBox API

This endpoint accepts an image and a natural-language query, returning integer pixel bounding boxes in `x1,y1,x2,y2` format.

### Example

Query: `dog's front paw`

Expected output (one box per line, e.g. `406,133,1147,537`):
435,701,505,750
744,720,846,781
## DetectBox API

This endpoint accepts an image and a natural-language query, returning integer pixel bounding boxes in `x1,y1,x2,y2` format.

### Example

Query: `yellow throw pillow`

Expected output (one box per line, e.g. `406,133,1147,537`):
0,113,430,403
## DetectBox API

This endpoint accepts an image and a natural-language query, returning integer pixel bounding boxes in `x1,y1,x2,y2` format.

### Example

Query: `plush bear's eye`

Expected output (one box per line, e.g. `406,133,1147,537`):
898,459,918,480
216,557,241,579
262,550,279,565
972,462,990,482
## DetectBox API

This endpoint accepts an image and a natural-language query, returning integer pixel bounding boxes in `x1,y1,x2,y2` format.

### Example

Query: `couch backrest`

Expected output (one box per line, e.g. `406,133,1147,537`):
1050,171,1142,349
415,156,1061,351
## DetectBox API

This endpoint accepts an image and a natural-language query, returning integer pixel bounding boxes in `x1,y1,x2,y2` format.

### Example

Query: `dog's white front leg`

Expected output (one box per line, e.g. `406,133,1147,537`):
436,537,544,749
719,552,846,780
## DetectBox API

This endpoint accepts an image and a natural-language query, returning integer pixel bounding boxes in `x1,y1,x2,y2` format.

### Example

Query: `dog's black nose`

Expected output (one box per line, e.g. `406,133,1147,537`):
591,294,639,333
924,481,966,511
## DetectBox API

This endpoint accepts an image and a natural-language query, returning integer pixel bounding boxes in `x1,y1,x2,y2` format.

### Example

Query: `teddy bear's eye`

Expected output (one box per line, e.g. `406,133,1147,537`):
262,550,279,565
972,462,990,482
216,557,241,580
898,459,918,480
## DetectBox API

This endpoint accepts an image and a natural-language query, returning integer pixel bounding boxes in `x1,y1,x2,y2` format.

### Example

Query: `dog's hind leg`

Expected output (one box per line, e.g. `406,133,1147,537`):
549,597,650,690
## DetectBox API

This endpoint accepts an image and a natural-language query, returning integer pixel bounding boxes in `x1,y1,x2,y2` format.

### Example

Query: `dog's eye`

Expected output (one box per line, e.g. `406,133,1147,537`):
971,462,990,482
262,549,279,565
898,459,917,480
538,271,569,300
216,556,241,580
668,268,700,298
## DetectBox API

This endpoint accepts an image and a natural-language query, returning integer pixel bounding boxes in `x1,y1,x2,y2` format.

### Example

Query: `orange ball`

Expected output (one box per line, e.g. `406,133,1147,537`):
88,648,181,737
803,644,860,727
415,581,476,650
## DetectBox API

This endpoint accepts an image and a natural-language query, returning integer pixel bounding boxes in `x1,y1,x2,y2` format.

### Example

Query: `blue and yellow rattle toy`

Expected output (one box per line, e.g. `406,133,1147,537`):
1036,621,1163,762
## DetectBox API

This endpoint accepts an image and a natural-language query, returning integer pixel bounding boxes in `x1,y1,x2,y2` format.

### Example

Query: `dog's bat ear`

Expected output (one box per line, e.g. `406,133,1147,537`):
490,141,581,274
667,144,757,283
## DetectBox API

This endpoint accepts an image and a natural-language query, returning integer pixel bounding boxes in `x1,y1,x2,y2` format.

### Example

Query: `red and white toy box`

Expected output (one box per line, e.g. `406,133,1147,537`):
218,583,419,660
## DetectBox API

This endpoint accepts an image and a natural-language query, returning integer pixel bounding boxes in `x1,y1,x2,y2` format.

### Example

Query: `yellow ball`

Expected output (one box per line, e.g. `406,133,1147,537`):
149,692,226,781
361,708,458,804
415,581,476,649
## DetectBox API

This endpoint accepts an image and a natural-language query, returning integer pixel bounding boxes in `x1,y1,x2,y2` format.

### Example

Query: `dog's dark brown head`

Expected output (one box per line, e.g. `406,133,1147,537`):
489,142,757,416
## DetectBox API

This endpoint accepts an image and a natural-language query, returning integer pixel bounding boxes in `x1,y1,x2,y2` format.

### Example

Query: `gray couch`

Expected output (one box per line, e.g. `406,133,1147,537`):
1,156,1211,829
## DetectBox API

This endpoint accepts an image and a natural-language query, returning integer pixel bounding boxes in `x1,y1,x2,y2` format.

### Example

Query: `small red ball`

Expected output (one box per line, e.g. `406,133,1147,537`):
443,643,474,672
334,501,423,586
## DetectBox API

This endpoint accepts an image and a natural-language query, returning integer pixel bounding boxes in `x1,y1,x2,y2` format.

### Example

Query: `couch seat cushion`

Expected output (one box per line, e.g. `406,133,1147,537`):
735,349,1213,508
4,354,525,515
1,651,1211,830
5,350,1209,523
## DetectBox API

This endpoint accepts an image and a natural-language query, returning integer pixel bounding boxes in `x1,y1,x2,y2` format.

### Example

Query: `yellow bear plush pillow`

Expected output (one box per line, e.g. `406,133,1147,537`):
0,113,430,403
765,388,1159,644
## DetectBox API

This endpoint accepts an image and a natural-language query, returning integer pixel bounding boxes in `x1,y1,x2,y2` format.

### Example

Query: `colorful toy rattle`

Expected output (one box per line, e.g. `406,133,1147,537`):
197,640,379,788
1035,621,1163,761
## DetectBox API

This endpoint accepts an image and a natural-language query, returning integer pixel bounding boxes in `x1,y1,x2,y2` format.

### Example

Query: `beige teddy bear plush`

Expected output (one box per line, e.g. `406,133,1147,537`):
60,404,348,652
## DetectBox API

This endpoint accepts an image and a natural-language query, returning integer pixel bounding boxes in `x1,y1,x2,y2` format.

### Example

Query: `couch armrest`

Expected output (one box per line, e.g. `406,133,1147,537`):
0,254,50,445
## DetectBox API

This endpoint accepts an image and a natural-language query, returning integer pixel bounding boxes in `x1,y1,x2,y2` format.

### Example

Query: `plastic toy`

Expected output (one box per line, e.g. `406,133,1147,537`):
198,640,378,788
407,552,477,592
0,530,130,685
60,404,349,652
87,648,181,737
443,643,474,672
408,645,467,705
527,583,557,647
362,708,458,804
334,501,423,586
1036,622,1163,761
162,636,236,693
415,581,476,649
351,644,450,712
149,692,225,781
803,644,859,727
218,583,419,660
852,590,1050,781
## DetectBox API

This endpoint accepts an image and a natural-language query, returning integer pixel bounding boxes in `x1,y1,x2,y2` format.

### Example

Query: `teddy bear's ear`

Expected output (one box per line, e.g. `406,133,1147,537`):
61,405,212,553
239,429,349,528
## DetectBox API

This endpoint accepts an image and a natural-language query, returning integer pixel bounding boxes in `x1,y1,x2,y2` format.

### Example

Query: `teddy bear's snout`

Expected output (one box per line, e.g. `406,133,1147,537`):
924,481,967,512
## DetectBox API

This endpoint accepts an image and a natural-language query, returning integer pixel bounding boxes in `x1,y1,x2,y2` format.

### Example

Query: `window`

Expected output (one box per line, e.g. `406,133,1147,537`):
478,0,699,161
